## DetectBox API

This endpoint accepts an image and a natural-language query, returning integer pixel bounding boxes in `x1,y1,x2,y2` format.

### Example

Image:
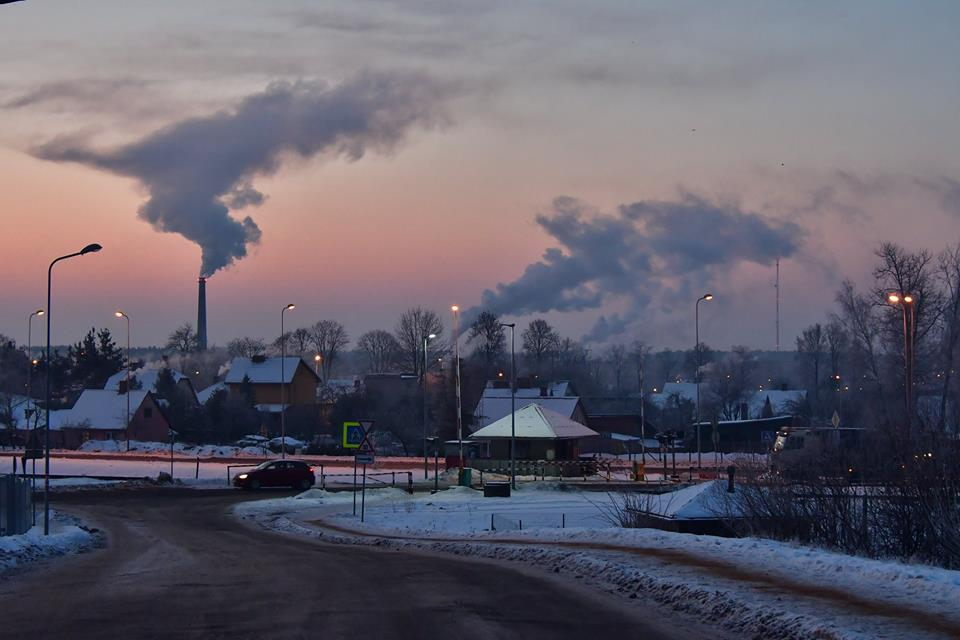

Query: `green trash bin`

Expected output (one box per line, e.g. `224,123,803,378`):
458,468,473,487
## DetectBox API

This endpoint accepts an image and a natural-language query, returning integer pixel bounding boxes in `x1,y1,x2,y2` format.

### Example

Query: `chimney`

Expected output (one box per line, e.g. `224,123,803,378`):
197,277,208,351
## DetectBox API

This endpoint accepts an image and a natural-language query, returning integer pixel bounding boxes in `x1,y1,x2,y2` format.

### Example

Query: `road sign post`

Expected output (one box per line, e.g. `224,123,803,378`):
345,421,376,518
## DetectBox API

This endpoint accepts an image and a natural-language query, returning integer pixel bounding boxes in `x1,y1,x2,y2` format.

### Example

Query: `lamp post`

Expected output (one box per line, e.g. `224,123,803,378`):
499,322,517,489
888,293,916,431
422,333,436,479
452,305,464,473
45,243,102,535
279,304,295,459
314,353,322,379
695,293,713,470
27,308,43,526
114,311,131,451
27,309,44,423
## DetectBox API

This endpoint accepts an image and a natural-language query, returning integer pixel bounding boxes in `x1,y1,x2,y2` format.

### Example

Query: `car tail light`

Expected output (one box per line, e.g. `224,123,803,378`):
309,466,315,473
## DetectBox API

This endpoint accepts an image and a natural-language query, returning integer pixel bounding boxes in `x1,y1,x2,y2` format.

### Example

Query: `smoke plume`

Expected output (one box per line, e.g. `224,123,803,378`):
33,72,450,276
470,192,804,342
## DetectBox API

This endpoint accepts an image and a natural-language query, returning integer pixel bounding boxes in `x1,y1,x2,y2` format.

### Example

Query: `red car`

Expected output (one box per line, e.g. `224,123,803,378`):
233,460,316,490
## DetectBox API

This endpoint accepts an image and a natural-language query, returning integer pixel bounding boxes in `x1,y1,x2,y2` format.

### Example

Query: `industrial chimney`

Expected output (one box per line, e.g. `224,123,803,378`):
197,277,208,351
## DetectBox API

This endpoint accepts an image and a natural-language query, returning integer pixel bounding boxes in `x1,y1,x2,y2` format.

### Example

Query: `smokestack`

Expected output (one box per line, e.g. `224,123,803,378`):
197,277,208,351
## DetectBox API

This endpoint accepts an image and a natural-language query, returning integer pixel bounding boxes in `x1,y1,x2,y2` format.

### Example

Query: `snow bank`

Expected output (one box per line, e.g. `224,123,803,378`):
77,440,270,457
237,483,960,640
0,513,99,574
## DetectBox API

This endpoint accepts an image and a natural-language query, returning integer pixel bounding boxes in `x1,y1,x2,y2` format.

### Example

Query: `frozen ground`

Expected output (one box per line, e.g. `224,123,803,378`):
237,483,960,640
0,511,100,575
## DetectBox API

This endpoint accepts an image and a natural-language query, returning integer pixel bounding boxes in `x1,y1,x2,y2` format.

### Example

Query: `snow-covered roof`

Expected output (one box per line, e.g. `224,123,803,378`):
60,389,150,430
473,396,581,430
481,381,573,399
225,357,315,384
471,403,598,440
197,381,226,404
104,366,189,393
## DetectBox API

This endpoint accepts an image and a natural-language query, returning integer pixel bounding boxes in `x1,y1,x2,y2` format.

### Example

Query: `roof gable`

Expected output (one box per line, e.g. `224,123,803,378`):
471,402,598,440
224,357,318,385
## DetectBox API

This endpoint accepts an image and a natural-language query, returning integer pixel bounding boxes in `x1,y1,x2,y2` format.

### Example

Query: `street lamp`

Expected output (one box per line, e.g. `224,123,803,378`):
114,311,131,451
27,308,43,526
45,243,102,535
695,293,713,470
422,332,437,479
499,322,517,489
280,303,295,459
314,353,322,379
27,309,44,421
888,292,916,430
451,305,464,474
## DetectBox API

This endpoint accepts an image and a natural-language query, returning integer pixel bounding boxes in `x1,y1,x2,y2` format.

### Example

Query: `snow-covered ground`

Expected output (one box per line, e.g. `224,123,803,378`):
0,511,100,575
78,439,271,457
237,483,960,640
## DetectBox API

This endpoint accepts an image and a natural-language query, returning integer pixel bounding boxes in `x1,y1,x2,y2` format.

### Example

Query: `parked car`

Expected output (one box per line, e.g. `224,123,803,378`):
235,435,269,447
233,460,316,490
267,436,306,454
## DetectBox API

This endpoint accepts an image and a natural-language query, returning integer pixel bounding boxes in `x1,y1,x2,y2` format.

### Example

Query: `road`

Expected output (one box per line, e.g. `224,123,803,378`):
0,488,698,639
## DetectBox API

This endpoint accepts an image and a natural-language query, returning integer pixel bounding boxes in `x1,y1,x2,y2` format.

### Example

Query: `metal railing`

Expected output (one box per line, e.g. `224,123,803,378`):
0,474,32,536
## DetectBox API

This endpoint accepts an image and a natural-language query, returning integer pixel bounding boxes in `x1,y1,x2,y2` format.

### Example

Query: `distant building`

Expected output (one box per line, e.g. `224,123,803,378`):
224,356,320,410
104,365,198,404
46,389,170,449
472,380,586,431
470,402,598,461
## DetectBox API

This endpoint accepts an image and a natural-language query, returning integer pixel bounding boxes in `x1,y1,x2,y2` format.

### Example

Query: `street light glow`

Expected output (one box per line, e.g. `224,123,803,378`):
114,311,125,318
903,294,914,304
451,305,459,312
703,293,714,301
285,303,296,311
428,333,437,339
888,293,900,303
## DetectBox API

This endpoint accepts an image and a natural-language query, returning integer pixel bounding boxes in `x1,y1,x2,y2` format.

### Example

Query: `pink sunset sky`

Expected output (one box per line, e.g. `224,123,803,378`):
1,1,958,350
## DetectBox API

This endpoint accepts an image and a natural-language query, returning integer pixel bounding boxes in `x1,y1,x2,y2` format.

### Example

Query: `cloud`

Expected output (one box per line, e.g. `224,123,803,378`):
33,71,451,276
470,192,804,342
916,177,960,219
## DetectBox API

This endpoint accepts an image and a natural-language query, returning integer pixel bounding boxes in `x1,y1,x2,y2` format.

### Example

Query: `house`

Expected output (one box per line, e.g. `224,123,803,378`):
196,381,226,404
224,356,320,409
693,415,795,453
469,402,598,462
104,365,198,403
51,389,171,449
472,380,586,431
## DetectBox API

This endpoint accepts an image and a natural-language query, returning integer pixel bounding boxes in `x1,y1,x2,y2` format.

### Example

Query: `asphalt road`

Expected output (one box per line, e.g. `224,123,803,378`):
1,488,695,640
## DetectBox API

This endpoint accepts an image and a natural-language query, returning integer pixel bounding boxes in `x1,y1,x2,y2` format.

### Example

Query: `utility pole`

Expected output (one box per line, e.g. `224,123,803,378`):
775,258,780,352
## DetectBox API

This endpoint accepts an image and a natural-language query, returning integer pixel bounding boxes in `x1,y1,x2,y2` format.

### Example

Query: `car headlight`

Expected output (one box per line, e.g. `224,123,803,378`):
237,473,248,480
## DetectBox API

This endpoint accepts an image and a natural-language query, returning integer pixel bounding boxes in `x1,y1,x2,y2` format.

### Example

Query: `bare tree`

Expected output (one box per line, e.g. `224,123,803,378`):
796,323,825,411
607,344,627,392
937,243,960,430
166,323,198,353
711,345,756,420
631,340,651,394
290,328,312,356
309,320,349,380
522,319,559,374
835,280,887,425
227,337,266,358
357,330,400,374
467,310,505,377
394,307,443,377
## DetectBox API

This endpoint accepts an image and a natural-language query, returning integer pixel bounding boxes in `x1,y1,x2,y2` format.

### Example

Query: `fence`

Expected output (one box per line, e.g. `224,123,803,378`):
0,474,32,536
490,512,568,531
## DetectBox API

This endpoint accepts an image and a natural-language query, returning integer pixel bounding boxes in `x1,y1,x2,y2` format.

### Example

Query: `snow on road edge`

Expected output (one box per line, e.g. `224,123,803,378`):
237,506,867,640
0,513,101,576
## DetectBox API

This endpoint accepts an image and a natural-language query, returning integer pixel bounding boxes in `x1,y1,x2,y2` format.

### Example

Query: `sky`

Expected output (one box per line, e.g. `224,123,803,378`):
1,1,959,351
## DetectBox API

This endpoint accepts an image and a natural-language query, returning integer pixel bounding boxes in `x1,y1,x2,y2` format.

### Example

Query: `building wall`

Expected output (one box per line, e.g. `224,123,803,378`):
128,394,171,442
227,363,318,405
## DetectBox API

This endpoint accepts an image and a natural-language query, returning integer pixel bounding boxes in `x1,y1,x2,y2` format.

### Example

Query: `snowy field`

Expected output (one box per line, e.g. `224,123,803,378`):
0,511,99,575
237,483,960,640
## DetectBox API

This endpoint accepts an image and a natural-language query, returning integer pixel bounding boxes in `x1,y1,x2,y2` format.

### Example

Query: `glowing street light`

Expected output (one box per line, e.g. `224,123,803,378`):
45,243,102,535
422,333,437,479
695,293,713,469
114,310,131,451
280,303,295,459
888,292,917,429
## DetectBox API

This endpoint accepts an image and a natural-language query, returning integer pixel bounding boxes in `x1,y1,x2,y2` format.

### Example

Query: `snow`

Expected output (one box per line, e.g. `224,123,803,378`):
0,512,98,575
61,389,149,429
471,403,598,440
224,357,307,384
237,482,960,640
